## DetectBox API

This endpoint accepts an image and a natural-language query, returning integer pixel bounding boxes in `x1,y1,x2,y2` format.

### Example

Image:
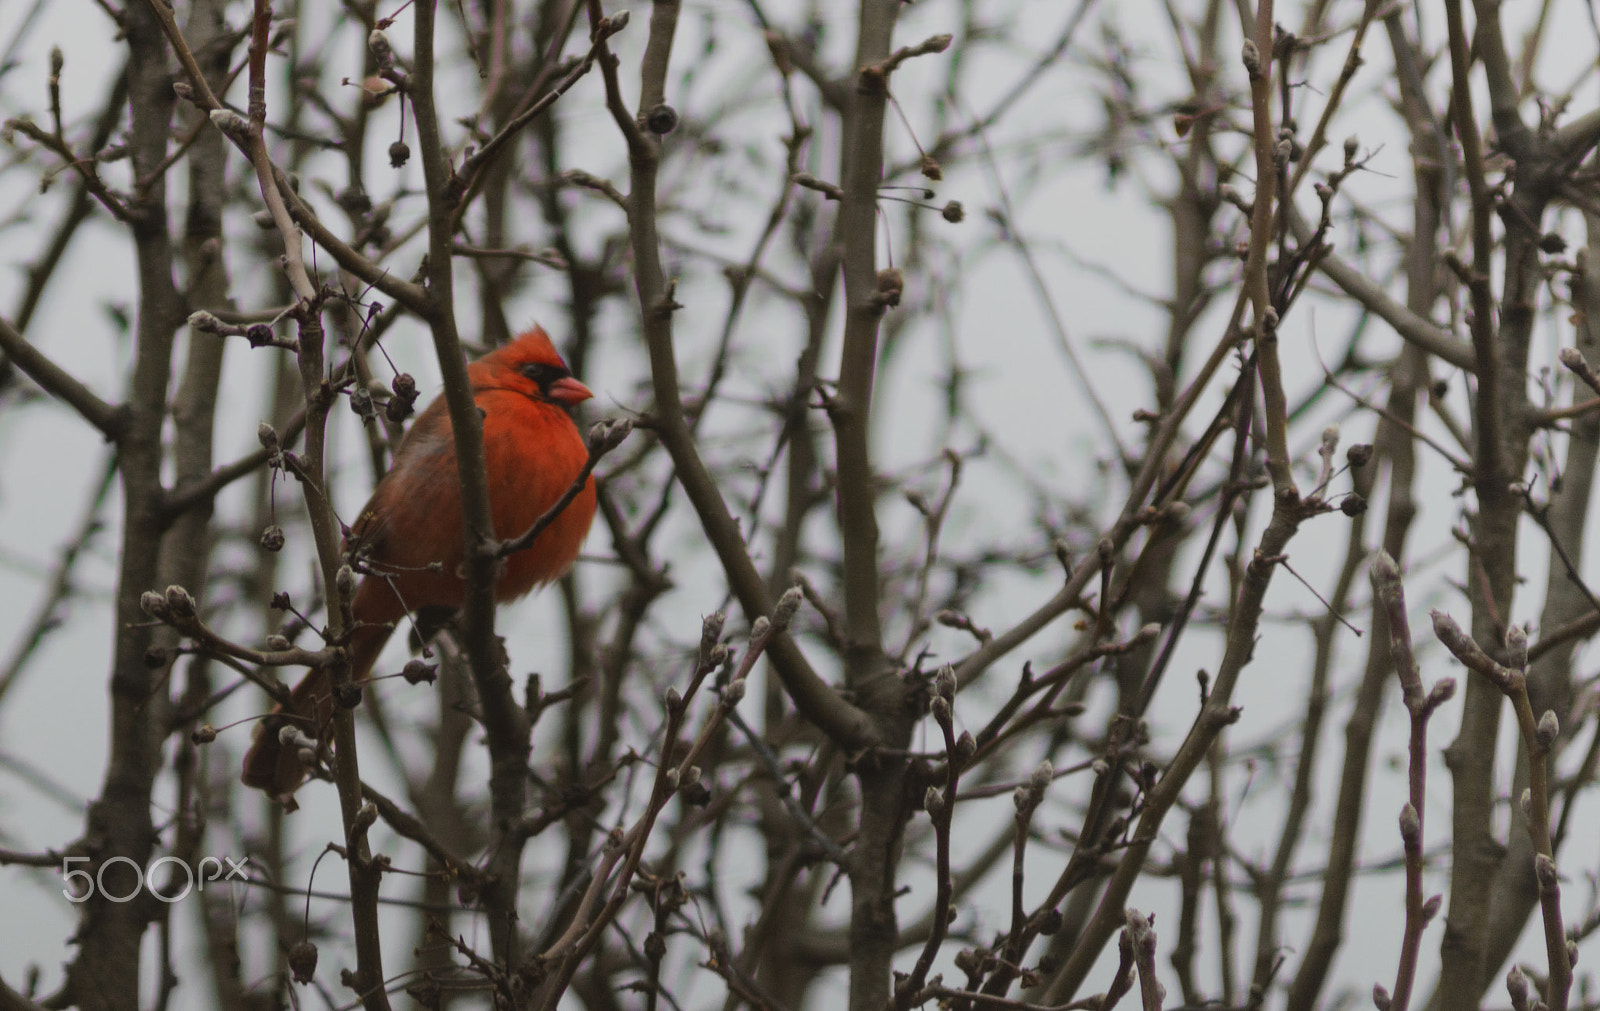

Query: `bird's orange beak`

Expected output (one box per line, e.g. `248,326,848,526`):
548,376,594,406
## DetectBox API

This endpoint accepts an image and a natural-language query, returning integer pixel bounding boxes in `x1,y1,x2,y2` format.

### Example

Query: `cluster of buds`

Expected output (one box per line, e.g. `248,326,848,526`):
277,724,319,774
663,764,710,807
140,584,198,624
586,417,634,456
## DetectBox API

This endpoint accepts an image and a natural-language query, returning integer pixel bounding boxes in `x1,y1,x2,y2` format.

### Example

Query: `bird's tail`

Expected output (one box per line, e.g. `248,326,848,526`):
240,619,394,799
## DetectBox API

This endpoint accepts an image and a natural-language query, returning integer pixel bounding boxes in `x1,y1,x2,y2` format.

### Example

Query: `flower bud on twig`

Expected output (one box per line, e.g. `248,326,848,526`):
368,30,393,68
954,731,976,765
1506,966,1530,1009
1241,39,1263,79
771,586,803,634
140,590,167,618
1506,624,1529,669
209,109,250,142
699,610,726,659
1399,803,1420,846
1422,894,1442,922
1535,853,1559,890
1426,677,1456,712
164,585,197,619
1030,760,1054,798
188,310,227,334
1536,709,1560,752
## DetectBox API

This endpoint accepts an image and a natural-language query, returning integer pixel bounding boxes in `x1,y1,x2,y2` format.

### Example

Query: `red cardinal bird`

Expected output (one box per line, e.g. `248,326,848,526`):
242,327,597,798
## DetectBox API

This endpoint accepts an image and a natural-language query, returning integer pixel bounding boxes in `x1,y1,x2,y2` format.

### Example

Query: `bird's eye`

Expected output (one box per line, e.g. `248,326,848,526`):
518,361,568,390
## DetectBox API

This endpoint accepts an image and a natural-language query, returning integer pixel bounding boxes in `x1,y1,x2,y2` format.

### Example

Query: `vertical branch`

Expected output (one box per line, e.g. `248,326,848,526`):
832,2,896,696
831,8,927,1011
1432,614,1572,1010
1252,425,1372,988
897,670,968,1007
164,1,233,995
1436,0,1547,1003
64,3,181,1008
1504,676,1572,1011
291,314,391,1008
407,0,528,970
241,1,314,302
235,0,392,1000
1370,554,1449,1011
1480,210,1600,986
1241,0,1292,497
1205,745,1237,1005
1443,0,1501,488
166,0,231,594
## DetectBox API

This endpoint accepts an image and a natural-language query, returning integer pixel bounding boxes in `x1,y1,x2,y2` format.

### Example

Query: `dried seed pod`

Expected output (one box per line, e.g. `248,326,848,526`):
288,941,318,984
260,524,285,552
403,659,438,685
